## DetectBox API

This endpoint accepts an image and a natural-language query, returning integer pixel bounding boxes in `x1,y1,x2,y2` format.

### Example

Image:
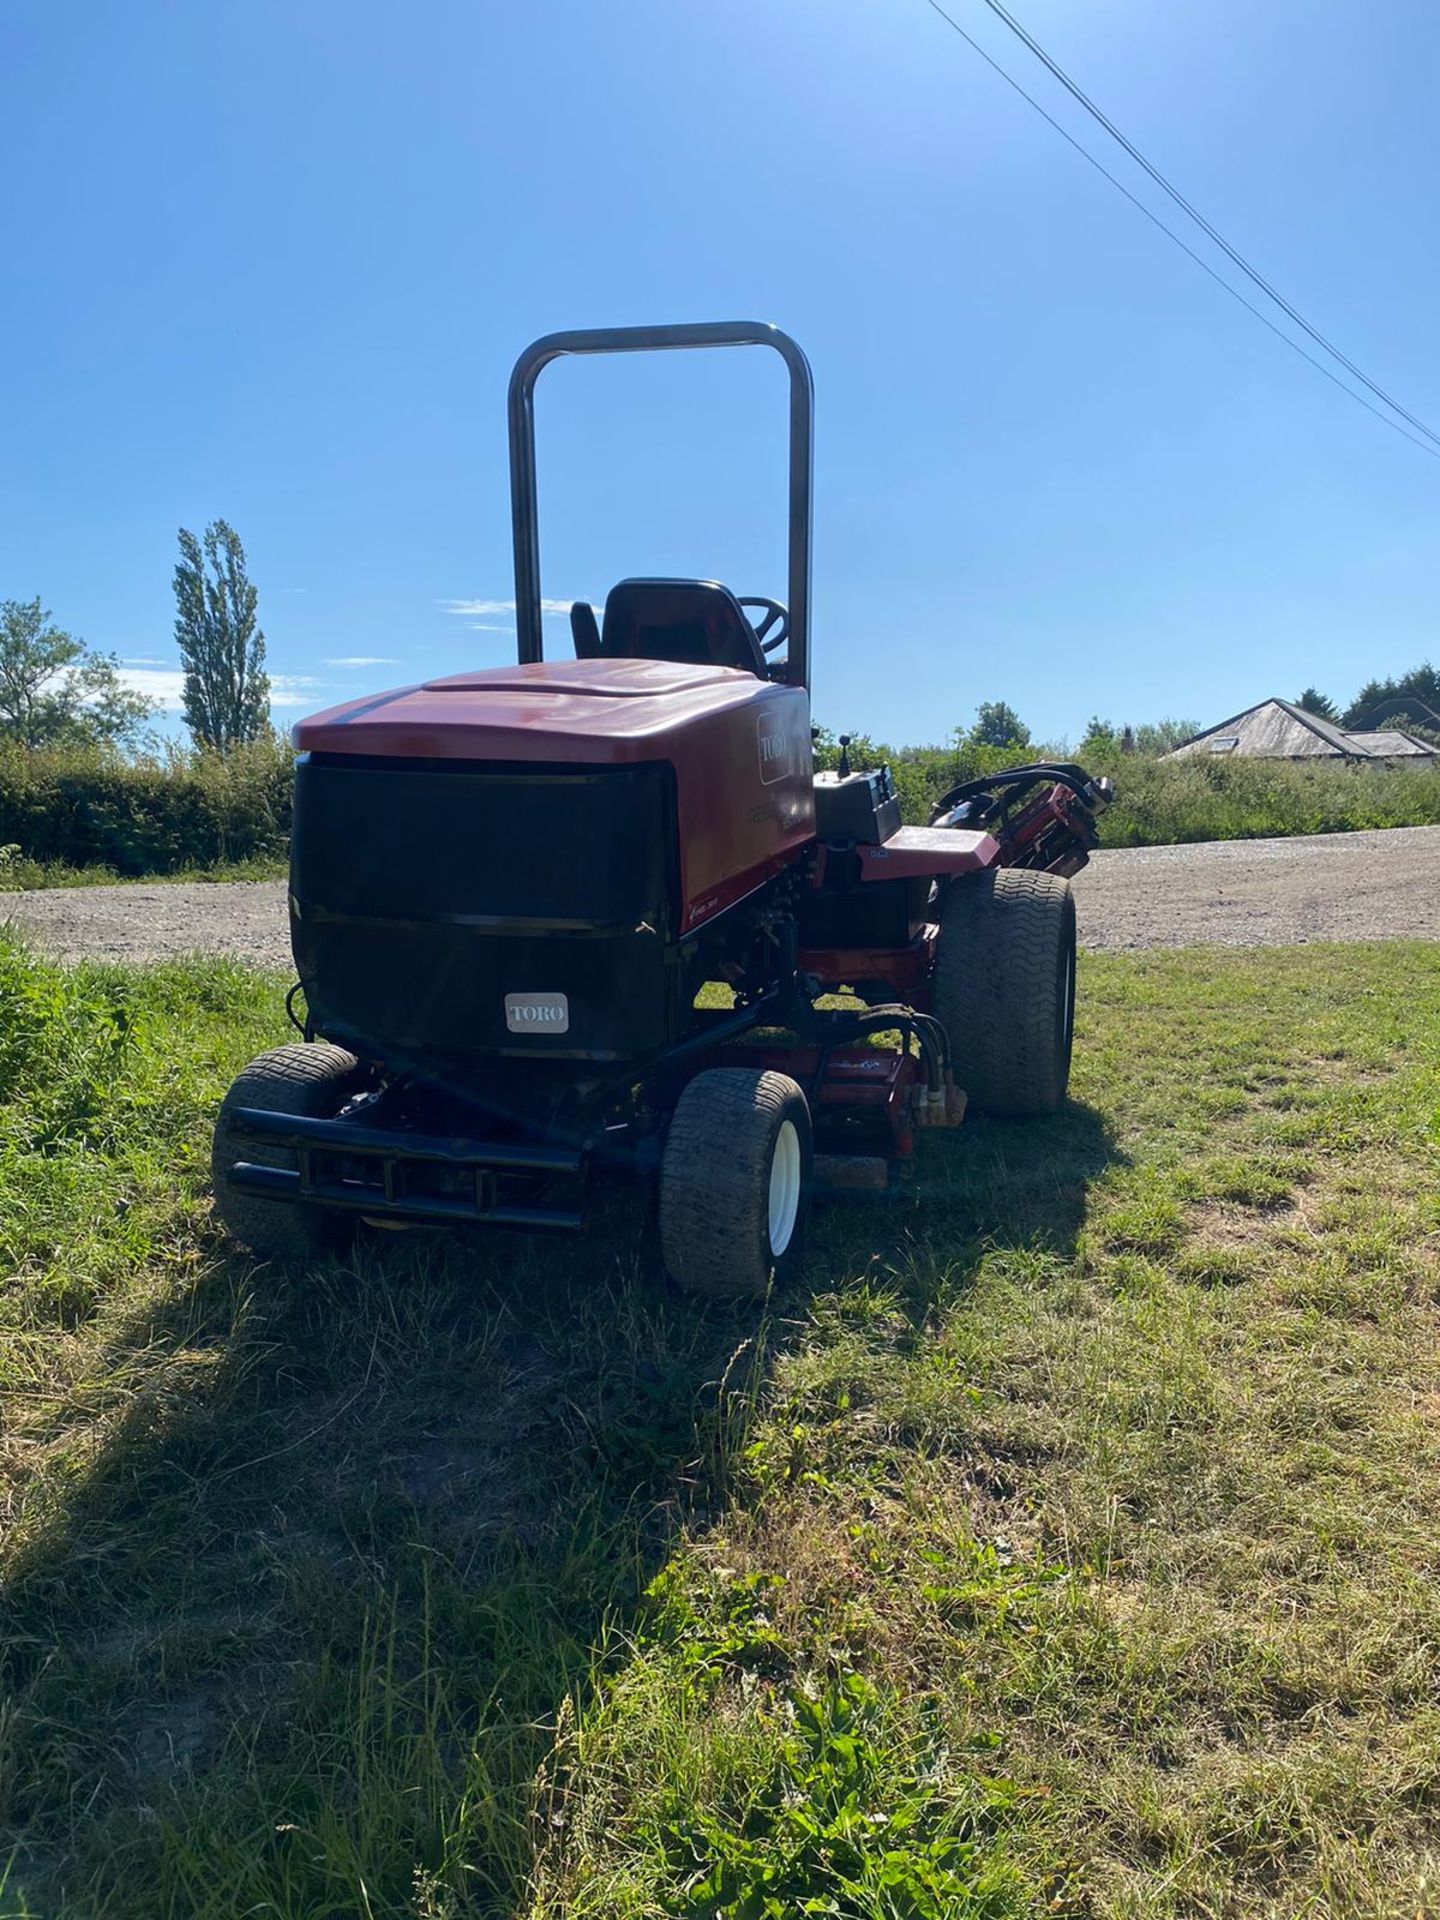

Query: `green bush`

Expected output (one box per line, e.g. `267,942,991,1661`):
1086,749,1440,846
814,731,1024,825
0,736,292,876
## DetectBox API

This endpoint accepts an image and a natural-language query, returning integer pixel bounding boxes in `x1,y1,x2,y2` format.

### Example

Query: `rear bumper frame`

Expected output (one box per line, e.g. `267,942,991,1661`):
224,1107,586,1234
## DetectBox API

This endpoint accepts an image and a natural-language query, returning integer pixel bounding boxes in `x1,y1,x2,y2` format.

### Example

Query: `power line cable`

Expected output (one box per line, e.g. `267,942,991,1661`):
972,0,1440,451
919,0,1440,461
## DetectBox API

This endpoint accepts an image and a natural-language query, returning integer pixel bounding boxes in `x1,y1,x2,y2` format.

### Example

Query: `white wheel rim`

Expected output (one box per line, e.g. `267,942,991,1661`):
768,1120,802,1257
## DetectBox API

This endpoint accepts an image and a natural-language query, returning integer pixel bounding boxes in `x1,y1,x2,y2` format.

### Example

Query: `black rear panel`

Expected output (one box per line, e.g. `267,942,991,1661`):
291,754,685,1064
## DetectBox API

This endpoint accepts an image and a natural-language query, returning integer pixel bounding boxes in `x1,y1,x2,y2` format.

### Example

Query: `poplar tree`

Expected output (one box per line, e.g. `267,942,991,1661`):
174,520,271,749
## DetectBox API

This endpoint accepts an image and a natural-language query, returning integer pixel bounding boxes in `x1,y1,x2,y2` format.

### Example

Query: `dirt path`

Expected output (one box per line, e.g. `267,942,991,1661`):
4,880,296,970
4,825,1438,966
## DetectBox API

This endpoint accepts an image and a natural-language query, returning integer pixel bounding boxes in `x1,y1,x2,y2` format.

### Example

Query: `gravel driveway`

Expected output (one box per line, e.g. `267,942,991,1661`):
4,824,1438,967
1076,823,1440,952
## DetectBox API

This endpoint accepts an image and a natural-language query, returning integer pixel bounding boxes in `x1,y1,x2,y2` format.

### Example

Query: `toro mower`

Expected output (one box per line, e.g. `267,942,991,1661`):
212,323,1110,1296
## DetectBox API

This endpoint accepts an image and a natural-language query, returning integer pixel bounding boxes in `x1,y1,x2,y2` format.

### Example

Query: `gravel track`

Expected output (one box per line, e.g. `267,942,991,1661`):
1076,824,1440,953
4,825,1438,967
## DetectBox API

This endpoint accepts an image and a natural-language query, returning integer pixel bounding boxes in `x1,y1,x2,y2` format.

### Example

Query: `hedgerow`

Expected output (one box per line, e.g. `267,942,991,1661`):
2,731,1438,884
0,736,292,876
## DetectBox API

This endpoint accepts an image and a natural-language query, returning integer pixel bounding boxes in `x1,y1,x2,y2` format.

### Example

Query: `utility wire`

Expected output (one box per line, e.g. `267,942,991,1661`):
919,0,1440,461
973,0,1440,452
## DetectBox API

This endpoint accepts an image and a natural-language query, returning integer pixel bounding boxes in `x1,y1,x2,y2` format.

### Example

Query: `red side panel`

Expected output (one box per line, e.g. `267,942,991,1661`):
292,658,815,933
672,690,814,929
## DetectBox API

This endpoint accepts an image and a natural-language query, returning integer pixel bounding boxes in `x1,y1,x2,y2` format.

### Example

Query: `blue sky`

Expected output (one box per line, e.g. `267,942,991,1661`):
4,0,1437,747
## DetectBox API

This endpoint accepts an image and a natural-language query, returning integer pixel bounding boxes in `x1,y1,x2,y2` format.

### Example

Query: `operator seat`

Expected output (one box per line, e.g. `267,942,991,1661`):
571,578,768,678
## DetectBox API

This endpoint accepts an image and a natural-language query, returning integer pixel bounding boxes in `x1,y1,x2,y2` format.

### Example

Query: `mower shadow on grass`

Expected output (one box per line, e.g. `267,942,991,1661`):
806,1096,1126,1294
0,1102,1122,1919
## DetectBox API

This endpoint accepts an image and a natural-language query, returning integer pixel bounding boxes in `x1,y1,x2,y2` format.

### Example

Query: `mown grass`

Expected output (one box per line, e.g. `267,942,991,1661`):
1,933,1438,1916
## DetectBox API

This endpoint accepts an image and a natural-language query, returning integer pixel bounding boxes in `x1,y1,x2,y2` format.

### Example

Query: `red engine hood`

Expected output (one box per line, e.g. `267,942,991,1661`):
294,655,817,938
293,657,787,764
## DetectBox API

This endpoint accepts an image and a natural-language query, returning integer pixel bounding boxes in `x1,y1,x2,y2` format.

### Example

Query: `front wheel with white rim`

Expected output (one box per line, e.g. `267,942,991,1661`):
659,1068,813,1298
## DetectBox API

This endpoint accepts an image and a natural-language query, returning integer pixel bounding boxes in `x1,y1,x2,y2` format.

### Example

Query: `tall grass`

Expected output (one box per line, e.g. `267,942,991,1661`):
1085,747,1440,845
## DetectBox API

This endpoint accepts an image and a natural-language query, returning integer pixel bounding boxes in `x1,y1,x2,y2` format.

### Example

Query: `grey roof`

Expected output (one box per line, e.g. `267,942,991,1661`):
1343,729,1438,759
1168,699,1357,760
1168,699,1439,762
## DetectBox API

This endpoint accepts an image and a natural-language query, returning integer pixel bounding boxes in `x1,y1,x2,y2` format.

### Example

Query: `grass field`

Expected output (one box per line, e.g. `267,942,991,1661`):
2,933,1439,1917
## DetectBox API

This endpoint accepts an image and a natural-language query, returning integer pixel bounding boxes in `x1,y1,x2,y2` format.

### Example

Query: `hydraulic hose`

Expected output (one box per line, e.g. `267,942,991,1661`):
928,762,1103,829
794,996,950,1096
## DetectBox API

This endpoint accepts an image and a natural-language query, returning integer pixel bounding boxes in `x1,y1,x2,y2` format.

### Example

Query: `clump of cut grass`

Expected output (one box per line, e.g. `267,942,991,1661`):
0,931,1438,1916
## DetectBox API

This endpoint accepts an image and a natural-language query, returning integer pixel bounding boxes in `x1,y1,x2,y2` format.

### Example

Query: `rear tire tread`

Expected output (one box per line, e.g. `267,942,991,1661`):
932,868,1076,1116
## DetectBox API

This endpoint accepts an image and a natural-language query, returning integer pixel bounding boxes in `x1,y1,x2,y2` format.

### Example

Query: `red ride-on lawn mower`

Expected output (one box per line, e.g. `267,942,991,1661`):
212,323,1110,1296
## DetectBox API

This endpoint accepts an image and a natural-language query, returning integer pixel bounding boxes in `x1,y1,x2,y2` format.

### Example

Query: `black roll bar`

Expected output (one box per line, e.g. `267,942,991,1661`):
507,321,815,690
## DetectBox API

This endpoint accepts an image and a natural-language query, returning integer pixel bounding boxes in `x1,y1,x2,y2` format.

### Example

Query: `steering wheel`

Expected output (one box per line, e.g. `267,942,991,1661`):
737,596,790,655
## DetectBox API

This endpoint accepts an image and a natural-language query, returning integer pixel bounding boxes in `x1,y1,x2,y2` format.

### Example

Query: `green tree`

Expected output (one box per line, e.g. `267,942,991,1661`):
1361,702,1440,744
1294,687,1339,723
1080,714,1119,753
1343,663,1440,731
968,701,1031,752
0,598,157,749
174,520,271,750
1132,717,1201,755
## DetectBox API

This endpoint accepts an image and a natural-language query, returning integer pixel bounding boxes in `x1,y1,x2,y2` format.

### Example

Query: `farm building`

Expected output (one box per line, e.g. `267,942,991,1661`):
1167,698,1438,763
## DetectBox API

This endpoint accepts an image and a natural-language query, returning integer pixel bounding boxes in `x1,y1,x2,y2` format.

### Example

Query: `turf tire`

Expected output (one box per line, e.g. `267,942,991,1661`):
659,1068,812,1298
212,1042,366,1260
932,868,1077,1116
